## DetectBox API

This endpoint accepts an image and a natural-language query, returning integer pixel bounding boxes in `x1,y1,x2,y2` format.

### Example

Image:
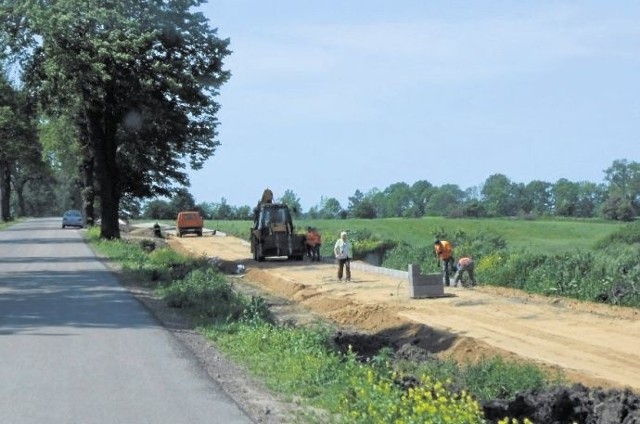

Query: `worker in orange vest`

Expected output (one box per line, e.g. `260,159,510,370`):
434,239,455,287
305,227,322,262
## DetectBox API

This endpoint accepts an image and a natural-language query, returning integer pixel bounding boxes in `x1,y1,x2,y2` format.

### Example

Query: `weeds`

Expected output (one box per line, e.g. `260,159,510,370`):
88,230,567,423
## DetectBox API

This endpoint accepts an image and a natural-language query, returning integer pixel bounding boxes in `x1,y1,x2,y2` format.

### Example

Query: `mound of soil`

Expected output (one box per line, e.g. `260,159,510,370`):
331,330,640,423
483,384,640,424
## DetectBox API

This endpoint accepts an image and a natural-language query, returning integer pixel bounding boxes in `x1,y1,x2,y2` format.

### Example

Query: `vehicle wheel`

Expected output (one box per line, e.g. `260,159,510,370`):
62,225,65,229
197,231,203,237
251,238,258,261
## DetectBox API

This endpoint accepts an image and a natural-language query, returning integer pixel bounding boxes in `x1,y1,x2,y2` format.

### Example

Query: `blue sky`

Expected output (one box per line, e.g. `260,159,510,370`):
189,1,640,210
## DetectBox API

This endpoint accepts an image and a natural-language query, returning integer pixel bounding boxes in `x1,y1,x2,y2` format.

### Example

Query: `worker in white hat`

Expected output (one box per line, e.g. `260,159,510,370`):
333,231,353,282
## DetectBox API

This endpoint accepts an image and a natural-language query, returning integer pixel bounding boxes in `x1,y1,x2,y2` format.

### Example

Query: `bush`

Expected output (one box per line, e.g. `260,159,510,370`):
476,246,640,307
157,268,267,322
347,229,397,262
381,230,508,274
382,242,436,273
461,356,554,401
593,220,640,249
339,361,484,424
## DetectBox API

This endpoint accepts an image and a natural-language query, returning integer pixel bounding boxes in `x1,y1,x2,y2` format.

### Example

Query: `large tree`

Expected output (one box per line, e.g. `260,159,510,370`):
409,180,435,217
317,196,343,219
552,178,579,217
278,189,302,217
379,182,412,218
604,159,640,219
523,180,553,216
575,181,605,218
0,73,41,221
425,184,464,217
481,174,515,217
2,0,231,238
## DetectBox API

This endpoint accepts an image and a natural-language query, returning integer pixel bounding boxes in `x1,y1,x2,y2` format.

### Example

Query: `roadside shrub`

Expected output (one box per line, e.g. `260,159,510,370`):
477,247,640,308
382,230,508,274
340,363,484,424
157,268,258,321
381,242,435,273
147,248,210,284
454,231,507,259
460,356,555,401
584,245,640,306
138,239,156,252
89,230,148,269
147,246,186,267
396,354,558,404
347,229,397,262
203,321,346,403
476,252,513,288
479,251,550,290
593,220,640,249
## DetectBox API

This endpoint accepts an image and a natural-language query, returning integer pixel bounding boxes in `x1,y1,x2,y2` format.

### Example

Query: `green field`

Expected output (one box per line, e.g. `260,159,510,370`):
197,217,622,255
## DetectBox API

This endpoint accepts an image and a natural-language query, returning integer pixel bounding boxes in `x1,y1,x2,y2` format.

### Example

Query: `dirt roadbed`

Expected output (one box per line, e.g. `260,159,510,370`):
166,231,640,391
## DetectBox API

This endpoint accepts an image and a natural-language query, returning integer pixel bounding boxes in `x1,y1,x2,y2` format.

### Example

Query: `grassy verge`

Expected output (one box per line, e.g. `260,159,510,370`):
0,218,23,230
88,227,563,423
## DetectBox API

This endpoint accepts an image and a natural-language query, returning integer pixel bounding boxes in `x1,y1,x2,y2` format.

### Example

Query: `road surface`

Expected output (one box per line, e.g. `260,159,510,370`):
0,218,252,424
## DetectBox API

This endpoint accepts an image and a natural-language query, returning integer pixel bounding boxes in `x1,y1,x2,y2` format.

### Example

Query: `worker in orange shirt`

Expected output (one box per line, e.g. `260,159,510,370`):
311,228,322,262
434,239,455,287
305,227,322,262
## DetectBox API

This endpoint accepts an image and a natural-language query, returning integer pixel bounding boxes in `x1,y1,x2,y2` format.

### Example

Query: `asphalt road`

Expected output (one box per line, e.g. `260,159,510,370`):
0,218,252,424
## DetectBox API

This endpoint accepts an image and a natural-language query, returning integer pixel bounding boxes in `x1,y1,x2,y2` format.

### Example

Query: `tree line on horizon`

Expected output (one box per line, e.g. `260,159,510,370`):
139,159,640,222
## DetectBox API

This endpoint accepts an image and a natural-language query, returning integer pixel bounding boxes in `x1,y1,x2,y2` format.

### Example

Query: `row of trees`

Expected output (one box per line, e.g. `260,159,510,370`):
0,0,230,238
134,160,639,222
325,161,639,221
307,160,639,221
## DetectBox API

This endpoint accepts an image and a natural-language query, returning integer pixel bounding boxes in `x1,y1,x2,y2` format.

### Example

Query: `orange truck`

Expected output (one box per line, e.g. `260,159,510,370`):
175,211,204,237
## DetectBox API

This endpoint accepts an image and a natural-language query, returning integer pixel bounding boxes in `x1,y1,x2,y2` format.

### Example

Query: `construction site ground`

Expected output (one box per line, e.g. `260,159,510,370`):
159,229,640,393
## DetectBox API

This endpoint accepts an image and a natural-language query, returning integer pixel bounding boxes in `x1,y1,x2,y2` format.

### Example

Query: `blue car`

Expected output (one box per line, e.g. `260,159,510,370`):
62,210,84,229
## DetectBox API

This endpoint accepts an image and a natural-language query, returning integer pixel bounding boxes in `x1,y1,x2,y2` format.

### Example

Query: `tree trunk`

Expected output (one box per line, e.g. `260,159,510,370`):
14,179,26,217
0,163,11,221
87,106,120,239
81,159,95,226
79,113,95,226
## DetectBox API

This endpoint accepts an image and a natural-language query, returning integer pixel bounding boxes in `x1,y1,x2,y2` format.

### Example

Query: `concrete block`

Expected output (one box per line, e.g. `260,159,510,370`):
408,264,446,298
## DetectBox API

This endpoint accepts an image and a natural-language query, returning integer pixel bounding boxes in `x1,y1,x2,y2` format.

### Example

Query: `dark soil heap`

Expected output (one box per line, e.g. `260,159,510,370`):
332,331,640,424
483,384,640,424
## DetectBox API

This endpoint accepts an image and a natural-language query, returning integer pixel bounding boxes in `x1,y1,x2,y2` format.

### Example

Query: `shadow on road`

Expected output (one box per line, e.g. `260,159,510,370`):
0,268,158,335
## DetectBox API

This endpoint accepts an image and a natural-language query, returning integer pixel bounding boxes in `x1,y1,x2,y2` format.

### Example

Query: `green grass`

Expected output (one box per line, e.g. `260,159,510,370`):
202,217,621,255
0,218,24,230
200,321,550,423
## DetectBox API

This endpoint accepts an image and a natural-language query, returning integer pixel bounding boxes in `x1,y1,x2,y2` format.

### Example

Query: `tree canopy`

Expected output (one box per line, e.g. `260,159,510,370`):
1,0,230,236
